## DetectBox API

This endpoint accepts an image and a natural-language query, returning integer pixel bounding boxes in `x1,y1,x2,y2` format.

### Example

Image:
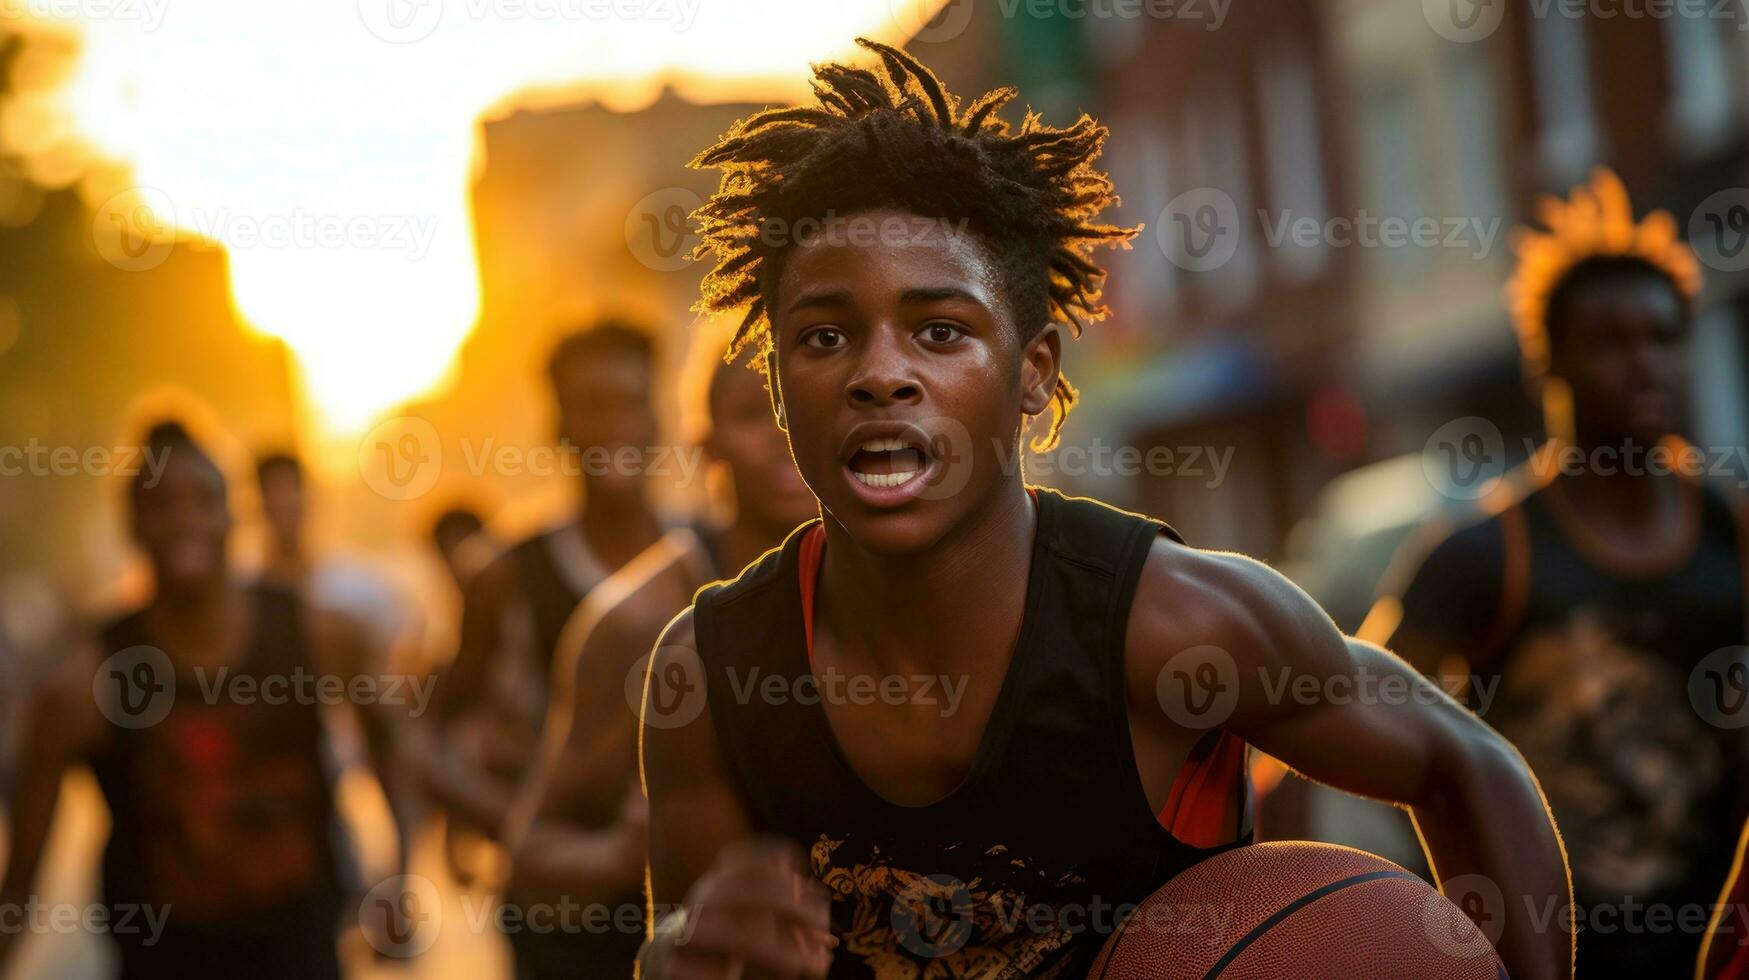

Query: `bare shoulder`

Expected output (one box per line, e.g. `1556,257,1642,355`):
640,605,717,779
1126,535,1345,685
593,554,698,655
650,604,699,662
567,533,702,681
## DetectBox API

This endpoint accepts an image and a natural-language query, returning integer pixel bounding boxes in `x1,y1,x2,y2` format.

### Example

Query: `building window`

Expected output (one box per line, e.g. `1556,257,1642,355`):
1662,12,1738,156
1448,52,1507,238
1362,82,1424,270
1180,76,1258,311
1528,8,1602,185
1259,38,1331,284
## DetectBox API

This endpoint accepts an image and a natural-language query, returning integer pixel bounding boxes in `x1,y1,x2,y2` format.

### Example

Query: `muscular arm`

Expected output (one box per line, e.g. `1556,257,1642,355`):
308,608,422,880
502,553,692,898
421,554,519,832
1132,540,1573,980
640,608,755,908
638,609,831,978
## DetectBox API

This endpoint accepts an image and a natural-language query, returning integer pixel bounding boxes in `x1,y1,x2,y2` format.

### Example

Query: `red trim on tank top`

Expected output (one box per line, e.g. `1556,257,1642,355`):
792,490,1243,841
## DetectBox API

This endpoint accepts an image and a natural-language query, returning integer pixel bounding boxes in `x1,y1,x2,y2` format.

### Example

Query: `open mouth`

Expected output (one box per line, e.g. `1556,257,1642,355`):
847,437,930,489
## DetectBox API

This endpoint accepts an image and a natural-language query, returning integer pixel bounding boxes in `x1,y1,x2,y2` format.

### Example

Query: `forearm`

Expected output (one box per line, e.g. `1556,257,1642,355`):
510,821,641,900
1410,737,1573,980
421,746,516,835
364,716,424,874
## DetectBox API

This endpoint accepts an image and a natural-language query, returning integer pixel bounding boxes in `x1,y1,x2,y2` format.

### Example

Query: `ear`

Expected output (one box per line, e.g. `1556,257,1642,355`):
1019,324,1063,418
764,349,788,432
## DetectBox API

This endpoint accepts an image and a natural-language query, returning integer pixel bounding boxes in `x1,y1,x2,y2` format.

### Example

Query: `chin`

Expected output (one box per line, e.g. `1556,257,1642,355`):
824,501,951,557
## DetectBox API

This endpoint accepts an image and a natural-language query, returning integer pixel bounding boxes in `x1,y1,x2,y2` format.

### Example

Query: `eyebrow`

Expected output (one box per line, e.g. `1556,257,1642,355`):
782,284,990,317
783,288,853,316
900,286,986,306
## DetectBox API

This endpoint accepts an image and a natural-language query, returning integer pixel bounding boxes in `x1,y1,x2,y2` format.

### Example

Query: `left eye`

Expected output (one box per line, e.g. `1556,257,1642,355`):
921,322,962,344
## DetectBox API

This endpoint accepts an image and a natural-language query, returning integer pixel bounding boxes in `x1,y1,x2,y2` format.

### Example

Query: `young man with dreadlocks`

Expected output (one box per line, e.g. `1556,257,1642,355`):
637,40,1574,979
1377,170,1749,980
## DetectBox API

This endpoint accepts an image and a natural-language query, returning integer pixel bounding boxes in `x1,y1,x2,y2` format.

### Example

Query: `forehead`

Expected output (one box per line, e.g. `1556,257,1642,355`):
1558,273,1687,332
554,347,651,393
772,209,1004,316
142,449,226,500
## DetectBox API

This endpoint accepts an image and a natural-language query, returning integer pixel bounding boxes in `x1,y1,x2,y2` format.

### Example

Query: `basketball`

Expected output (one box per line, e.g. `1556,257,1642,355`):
1088,842,1507,979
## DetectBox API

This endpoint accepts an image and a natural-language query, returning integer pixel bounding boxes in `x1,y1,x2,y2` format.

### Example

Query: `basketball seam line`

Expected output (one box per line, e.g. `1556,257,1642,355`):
1200,869,1419,979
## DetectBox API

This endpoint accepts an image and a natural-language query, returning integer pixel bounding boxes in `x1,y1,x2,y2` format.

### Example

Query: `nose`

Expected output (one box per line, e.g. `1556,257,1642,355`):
846,329,922,408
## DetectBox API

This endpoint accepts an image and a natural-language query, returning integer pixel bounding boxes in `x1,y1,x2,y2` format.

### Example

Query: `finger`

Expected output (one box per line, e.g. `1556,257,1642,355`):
682,902,833,967
681,914,832,979
691,875,831,933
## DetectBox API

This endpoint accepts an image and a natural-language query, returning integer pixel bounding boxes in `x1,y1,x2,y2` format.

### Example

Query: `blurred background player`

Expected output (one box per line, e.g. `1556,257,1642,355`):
254,451,412,654
424,319,670,978
430,505,493,597
1378,170,1749,980
0,420,420,979
498,318,818,976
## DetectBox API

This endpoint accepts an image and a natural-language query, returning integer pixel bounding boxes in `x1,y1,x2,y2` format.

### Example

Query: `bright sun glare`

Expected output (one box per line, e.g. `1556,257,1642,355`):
6,0,943,435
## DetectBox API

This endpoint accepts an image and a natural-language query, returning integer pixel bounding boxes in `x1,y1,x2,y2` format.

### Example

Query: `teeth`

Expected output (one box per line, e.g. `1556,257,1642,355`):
852,470,920,489
860,437,911,453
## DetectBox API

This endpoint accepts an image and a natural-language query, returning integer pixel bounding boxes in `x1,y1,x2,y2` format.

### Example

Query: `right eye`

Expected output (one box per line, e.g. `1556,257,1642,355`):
801,327,846,350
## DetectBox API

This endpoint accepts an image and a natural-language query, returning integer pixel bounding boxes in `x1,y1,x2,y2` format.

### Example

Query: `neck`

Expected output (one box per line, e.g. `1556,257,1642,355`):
578,479,650,526
576,479,660,565
817,480,1035,674
151,570,244,634
1550,431,1680,521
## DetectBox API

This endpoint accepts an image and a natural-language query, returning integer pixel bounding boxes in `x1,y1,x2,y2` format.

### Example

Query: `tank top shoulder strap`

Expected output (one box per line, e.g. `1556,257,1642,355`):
1025,489,1251,848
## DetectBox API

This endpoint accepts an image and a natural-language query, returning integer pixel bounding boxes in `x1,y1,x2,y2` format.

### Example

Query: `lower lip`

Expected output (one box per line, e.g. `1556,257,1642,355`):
841,458,937,508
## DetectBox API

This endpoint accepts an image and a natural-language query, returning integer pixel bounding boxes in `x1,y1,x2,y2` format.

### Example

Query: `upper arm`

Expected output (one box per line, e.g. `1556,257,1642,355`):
534,579,685,814
639,607,754,908
439,552,514,721
1131,541,1510,810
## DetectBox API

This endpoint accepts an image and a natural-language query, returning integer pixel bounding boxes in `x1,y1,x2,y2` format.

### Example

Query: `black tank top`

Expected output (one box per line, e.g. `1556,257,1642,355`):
693,488,1250,978
1396,474,1748,979
91,584,345,951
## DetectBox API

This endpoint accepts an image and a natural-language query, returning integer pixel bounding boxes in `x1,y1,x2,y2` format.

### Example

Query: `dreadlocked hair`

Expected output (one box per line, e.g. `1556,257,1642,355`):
688,37,1137,451
1506,167,1702,379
